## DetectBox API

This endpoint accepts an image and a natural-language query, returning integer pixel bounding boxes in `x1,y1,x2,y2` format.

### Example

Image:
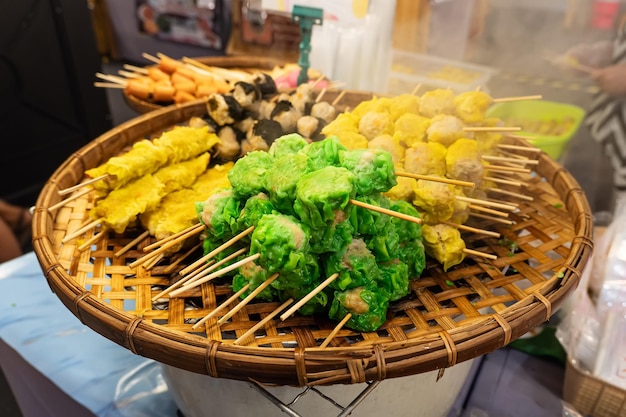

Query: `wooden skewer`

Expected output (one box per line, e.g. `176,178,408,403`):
456,196,517,211
484,164,531,174
411,83,422,96
350,199,422,224
95,72,128,86
77,227,108,252
181,55,225,73
497,149,535,163
484,176,527,188
129,232,197,268
395,170,475,188
169,253,261,297
163,242,204,275
123,64,149,74
487,187,534,202
191,284,251,329
140,225,204,267
144,253,164,270
468,204,509,218
48,187,93,212
155,52,176,61
280,273,339,321
62,217,104,243
182,247,249,288
490,197,519,208
182,56,250,82
310,75,326,89
464,126,521,132
217,273,280,325
177,258,216,286
142,52,161,64
151,259,217,302
143,223,205,252
482,155,539,166
58,174,108,196
498,149,538,161
319,313,352,348
463,248,498,260
233,298,294,345
469,212,514,225
179,226,255,276
331,90,346,106
94,82,125,89
443,221,500,238
114,230,150,258
327,81,346,90
315,87,327,103
503,134,539,143
492,94,543,103
118,69,144,79
183,61,223,79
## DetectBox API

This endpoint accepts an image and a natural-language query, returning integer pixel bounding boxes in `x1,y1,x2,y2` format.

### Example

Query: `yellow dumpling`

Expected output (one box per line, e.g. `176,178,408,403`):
422,223,466,271
394,113,431,147
404,142,447,176
454,91,493,123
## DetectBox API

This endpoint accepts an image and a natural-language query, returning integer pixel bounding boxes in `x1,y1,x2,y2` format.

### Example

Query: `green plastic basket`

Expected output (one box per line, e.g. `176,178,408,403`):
487,100,586,160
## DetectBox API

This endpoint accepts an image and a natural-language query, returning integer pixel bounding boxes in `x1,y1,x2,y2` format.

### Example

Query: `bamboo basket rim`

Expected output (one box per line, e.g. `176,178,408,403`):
32,99,594,386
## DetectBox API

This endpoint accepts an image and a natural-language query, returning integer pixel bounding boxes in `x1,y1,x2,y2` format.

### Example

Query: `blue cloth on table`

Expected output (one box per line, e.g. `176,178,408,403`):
0,252,178,417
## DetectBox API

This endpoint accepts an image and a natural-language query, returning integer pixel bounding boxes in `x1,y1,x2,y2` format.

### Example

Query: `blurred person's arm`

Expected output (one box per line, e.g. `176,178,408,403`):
592,64,626,97
554,40,614,75
567,40,614,68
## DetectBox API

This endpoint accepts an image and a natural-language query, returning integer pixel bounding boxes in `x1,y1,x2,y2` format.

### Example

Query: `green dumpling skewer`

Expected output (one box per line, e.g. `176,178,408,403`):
377,259,410,301
349,193,393,236
276,284,330,316
301,135,346,171
389,199,423,242
365,222,400,263
398,240,427,278
339,148,397,195
227,150,274,199
236,192,275,231
271,253,320,291
293,166,356,229
324,238,381,291
232,262,276,301
309,217,353,254
249,213,311,274
268,133,309,158
196,189,241,242
328,283,390,332
265,152,311,215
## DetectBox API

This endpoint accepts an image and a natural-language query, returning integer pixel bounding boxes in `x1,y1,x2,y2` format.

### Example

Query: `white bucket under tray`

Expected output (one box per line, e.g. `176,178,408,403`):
161,358,476,417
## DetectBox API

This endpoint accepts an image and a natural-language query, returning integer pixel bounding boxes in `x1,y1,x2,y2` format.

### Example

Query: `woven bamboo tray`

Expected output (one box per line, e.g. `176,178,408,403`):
33,99,594,387
123,55,292,114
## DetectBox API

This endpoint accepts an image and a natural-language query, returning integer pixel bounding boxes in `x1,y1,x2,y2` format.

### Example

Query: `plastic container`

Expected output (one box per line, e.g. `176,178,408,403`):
486,100,586,160
387,50,497,94
563,357,626,417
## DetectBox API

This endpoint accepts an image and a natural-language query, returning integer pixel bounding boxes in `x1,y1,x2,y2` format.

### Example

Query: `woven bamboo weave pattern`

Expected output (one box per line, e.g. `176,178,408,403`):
32,100,593,386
